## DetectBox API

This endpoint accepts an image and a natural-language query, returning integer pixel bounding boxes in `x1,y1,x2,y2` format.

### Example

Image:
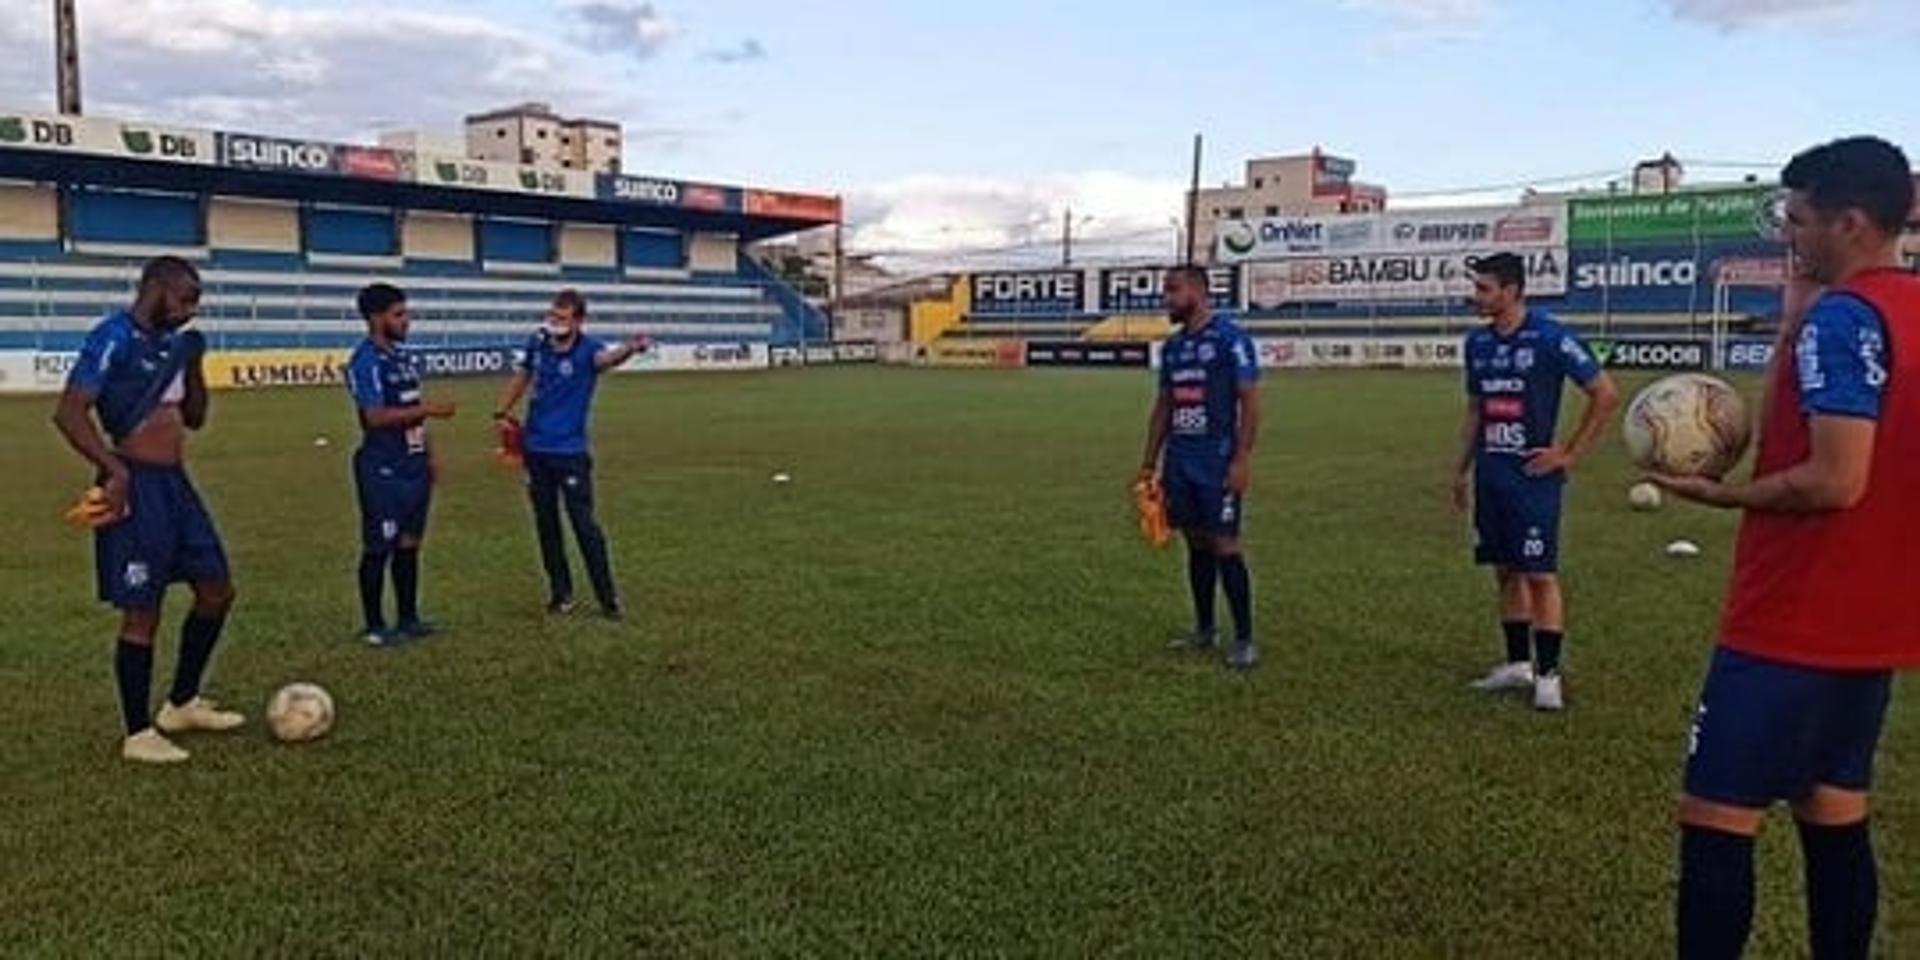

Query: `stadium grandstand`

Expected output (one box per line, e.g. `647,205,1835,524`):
0,108,838,354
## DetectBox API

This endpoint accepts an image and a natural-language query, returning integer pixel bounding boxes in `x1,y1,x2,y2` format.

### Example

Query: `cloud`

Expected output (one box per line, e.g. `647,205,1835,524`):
1663,0,1865,29
564,0,675,59
846,172,1187,271
703,38,767,65
0,0,677,147
1340,0,1495,32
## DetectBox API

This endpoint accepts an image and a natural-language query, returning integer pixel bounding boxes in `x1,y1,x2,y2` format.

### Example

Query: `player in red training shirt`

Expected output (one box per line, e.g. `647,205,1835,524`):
1654,136,1919,960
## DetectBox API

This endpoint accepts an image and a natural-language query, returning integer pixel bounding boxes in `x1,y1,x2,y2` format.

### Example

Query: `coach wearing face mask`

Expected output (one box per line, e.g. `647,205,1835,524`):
494,289,649,621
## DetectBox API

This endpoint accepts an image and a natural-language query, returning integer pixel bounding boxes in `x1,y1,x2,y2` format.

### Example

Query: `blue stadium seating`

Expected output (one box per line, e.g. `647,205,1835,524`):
0,246,795,351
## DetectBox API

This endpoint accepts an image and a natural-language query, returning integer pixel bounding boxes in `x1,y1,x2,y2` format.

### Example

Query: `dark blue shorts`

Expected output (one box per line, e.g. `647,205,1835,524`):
94,463,229,610
354,453,432,554
1684,646,1893,808
1473,467,1563,573
1163,454,1242,538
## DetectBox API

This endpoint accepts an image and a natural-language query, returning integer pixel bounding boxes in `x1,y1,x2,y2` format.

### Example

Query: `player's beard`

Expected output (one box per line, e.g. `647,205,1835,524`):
386,320,409,344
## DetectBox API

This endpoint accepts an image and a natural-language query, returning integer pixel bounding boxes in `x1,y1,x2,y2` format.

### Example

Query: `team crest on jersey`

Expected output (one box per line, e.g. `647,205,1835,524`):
559,359,575,378
1198,343,1217,363
1514,348,1535,371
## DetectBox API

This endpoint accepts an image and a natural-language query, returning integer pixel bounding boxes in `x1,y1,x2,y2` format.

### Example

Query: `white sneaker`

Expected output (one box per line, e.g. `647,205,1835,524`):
1533,674,1565,712
122,728,190,765
155,697,246,734
1469,661,1535,692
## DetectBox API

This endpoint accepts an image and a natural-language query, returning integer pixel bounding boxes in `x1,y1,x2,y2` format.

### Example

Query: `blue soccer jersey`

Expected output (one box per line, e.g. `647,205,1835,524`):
1795,292,1889,420
1159,314,1260,461
520,331,608,456
1463,309,1602,474
67,310,188,442
345,339,428,469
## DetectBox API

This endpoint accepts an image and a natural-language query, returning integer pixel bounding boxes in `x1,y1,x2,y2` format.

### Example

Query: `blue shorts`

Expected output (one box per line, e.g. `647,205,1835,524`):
354,452,432,554
1473,466,1563,573
1684,646,1893,808
1163,454,1243,538
94,463,229,610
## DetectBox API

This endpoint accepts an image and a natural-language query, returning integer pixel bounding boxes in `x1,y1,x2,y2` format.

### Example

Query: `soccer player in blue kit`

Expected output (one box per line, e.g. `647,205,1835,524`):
51,256,243,764
492,289,649,619
1138,265,1264,671
345,283,456,646
1451,252,1620,711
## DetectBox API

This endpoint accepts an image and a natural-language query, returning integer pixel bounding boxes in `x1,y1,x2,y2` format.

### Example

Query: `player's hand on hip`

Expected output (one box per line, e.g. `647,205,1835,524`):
1226,456,1252,495
101,470,131,522
1524,446,1575,477
1648,473,1739,509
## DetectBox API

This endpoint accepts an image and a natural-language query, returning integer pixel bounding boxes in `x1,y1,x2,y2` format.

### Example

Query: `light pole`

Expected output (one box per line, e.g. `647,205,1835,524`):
54,0,82,115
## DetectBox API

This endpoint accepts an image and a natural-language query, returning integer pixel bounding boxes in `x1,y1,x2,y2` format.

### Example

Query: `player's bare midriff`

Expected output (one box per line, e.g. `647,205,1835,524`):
118,404,187,467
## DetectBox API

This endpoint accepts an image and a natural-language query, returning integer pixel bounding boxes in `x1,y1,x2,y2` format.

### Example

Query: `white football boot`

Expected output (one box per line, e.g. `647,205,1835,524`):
122,729,190,765
1469,661,1535,692
156,697,246,734
1533,674,1566,712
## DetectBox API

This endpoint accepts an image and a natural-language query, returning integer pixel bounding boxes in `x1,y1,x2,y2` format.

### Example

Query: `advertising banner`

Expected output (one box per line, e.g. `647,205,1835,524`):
1216,204,1566,263
337,146,407,182
32,350,78,388
680,183,740,214
0,111,214,165
1251,337,1463,370
1564,240,1784,313
218,132,343,176
1025,341,1152,368
832,341,880,363
968,270,1085,316
742,189,841,222
416,155,593,199
203,349,352,390
0,350,76,393
1246,248,1567,306
1097,265,1240,312
1568,187,1775,245
1588,338,1710,371
617,342,768,372
1722,337,1778,372
595,174,685,207
1715,256,1790,287
0,351,29,393
928,339,1026,368
409,346,522,379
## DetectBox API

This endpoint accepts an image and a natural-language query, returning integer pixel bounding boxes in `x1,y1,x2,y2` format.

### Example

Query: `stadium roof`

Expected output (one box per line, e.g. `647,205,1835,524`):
0,107,838,242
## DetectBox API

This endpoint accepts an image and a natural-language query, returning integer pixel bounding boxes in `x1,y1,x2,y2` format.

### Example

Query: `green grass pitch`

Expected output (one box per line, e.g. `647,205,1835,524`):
1,366,1914,956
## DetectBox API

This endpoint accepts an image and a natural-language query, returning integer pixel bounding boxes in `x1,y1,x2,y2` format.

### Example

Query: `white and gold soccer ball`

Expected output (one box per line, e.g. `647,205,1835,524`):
266,683,335,743
1628,482,1664,512
1623,374,1753,478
